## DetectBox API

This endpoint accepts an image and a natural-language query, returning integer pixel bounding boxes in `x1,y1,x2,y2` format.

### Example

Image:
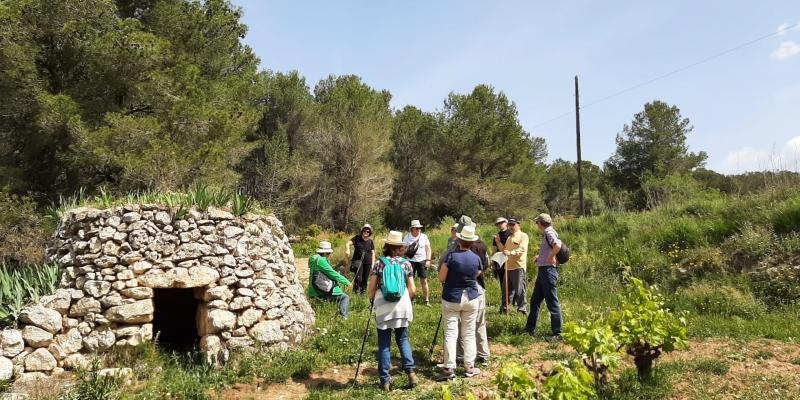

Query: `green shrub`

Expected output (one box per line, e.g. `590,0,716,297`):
722,223,774,271
749,265,800,306
0,192,54,266
675,284,766,318
675,247,727,279
770,196,800,234
66,360,123,400
0,263,60,326
607,277,688,380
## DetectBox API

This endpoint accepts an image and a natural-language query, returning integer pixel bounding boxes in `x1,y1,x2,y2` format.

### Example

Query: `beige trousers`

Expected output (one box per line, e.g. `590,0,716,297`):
442,291,480,369
457,287,490,359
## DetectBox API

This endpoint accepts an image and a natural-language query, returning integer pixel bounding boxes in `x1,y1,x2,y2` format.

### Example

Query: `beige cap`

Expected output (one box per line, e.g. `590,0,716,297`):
534,213,553,224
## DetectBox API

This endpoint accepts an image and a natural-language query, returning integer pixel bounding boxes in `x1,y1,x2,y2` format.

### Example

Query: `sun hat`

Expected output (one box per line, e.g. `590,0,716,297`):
456,225,479,242
495,217,508,225
534,213,553,224
362,223,373,231
451,223,459,230
316,241,334,254
384,230,406,246
410,220,423,228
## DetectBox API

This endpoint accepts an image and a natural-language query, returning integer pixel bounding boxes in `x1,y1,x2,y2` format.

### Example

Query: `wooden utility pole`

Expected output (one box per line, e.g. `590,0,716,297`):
574,75,585,217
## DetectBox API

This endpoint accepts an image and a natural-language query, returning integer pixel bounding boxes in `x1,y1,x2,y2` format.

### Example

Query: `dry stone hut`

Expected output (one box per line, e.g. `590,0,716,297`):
0,205,314,380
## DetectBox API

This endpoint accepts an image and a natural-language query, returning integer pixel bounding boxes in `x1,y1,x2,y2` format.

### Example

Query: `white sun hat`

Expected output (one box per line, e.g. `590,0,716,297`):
316,241,334,254
410,220,423,228
495,217,508,225
384,230,406,246
456,225,479,242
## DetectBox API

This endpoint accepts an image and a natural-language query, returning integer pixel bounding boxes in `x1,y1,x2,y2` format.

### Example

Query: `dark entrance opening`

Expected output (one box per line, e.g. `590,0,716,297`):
152,288,200,351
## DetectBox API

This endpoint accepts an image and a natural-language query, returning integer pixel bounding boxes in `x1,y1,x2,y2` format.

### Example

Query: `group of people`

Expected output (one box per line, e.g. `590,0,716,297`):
305,214,566,391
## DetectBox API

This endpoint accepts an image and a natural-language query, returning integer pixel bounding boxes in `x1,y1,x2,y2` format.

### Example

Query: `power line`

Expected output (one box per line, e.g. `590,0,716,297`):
530,27,787,129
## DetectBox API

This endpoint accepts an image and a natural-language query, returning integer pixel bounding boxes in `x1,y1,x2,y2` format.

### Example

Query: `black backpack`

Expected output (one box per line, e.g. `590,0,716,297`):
545,234,571,265
405,237,419,259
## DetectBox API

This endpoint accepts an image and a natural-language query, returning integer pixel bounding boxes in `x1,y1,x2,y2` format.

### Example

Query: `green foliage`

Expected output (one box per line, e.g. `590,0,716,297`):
541,360,596,400
231,191,256,217
492,361,595,400
493,362,541,399
688,358,730,375
563,319,621,383
605,101,707,204
65,360,123,400
0,192,54,266
608,277,688,355
674,283,766,318
770,196,800,234
544,159,608,216
749,265,800,306
721,223,774,271
0,263,60,325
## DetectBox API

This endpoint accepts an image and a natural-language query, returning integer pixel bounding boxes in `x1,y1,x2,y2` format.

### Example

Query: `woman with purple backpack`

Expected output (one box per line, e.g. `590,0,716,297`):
367,230,418,391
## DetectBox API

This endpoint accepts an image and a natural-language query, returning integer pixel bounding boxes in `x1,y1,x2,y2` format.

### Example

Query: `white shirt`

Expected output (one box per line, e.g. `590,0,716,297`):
403,232,430,262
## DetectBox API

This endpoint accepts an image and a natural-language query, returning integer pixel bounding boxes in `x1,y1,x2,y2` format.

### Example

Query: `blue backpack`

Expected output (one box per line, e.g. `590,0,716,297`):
380,257,407,302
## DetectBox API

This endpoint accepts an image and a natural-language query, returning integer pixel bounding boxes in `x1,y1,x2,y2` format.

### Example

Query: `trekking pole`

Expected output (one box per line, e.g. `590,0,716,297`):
427,312,443,361
353,299,374,384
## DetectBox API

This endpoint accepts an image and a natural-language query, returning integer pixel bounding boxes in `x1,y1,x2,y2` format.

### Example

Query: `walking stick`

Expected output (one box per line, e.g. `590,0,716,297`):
353,299,374,384
427,312,443,361
503,264,509,315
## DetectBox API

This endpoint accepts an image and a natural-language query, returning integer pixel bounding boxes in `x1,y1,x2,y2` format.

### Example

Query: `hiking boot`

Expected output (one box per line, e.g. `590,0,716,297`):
407,371,419,388
475,356,489,365
435,368,456,382
425,300,431,307
464,367,481,378
380,382,390,391
546,334,563,343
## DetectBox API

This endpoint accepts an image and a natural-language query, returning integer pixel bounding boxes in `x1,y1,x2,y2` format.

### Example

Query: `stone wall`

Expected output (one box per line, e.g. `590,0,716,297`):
0,205,314,381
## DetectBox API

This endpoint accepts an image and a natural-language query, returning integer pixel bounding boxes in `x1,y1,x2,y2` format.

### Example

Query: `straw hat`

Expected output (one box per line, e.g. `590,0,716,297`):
410,220,423,228
456,225,479,242
316,241,334,254
495,217,508,225
384,230,406,246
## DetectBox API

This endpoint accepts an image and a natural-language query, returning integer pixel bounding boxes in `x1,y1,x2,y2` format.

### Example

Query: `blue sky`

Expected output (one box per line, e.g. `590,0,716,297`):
233,1,800,174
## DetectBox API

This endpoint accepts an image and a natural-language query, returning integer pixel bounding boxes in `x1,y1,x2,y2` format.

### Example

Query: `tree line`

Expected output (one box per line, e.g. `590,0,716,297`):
1,0,796,233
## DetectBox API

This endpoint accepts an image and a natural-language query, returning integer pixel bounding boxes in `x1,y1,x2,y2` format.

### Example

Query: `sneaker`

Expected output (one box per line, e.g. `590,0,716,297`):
464,367,481,378
425,300,432,307
546,334,563,343
407,371,419,388
475,356,489,365
435,368,456,381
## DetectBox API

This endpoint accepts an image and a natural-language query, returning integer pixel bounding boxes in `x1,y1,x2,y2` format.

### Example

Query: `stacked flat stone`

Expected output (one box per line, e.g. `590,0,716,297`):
0,205,314,381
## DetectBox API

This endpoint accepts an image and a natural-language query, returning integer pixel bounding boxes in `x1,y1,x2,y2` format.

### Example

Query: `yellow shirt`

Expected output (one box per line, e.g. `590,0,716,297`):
504,230,529,270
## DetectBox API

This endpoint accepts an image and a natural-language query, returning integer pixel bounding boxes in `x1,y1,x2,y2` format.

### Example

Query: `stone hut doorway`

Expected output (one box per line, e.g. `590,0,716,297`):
152,288,201,350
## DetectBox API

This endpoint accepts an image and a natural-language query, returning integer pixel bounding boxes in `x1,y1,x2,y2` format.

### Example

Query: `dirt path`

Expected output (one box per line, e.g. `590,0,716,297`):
295,257,309,288
229,338,800,399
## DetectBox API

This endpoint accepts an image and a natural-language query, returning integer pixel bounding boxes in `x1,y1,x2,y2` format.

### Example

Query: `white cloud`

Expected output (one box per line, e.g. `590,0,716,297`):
771,41,800,60
723,136,800,173
777,22,790,35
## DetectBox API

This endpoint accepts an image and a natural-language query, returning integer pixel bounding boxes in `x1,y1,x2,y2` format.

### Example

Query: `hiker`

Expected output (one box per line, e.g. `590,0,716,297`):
492,217,511,280
307,241,351,319
436,225,483,381
525,213,564,341
367,230,418,391
404,220,432,305
498,217,529,314
451,216,490,364
346,223,375,294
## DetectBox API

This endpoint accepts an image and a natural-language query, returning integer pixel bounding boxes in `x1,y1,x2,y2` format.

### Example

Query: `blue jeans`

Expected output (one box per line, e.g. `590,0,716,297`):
525,266,563,335
324,293,349,318
377,327,415,385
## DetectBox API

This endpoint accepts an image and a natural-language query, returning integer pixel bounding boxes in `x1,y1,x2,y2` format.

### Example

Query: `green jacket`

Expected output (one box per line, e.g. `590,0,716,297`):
307,254,351,298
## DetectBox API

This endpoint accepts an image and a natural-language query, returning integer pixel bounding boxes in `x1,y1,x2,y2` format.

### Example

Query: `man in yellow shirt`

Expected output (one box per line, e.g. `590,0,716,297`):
497,218,529,314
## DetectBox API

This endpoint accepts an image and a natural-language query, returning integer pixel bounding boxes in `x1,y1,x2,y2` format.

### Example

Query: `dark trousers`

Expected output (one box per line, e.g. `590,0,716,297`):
352,260,371,293
525,266,562,335
499,268,527,313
